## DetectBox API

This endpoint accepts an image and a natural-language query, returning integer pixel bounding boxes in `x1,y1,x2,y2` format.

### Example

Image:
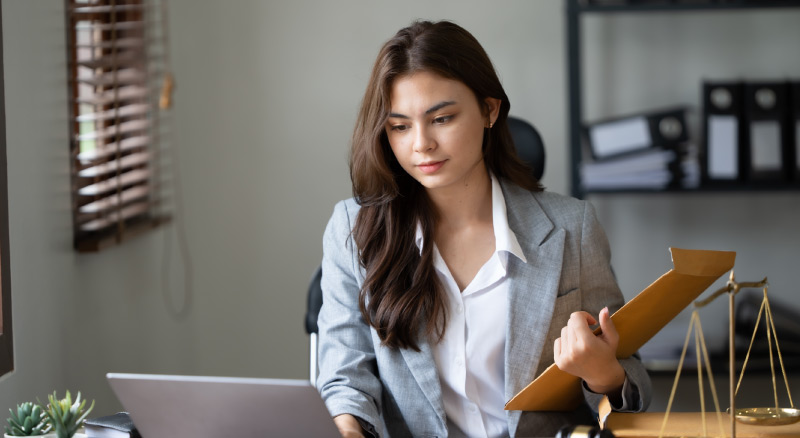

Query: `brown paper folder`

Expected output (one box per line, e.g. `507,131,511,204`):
505,248,736,412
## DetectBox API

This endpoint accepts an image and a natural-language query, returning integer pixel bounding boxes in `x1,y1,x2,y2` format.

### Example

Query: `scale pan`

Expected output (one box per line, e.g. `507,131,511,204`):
729,407,800,426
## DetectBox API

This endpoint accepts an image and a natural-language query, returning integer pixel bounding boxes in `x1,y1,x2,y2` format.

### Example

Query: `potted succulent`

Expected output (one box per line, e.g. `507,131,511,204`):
4,402,52,437
42,392,93,438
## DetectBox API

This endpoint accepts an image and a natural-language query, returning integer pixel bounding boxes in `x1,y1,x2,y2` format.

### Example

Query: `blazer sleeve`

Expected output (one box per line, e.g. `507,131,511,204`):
577,201,652,413
316,200,384,432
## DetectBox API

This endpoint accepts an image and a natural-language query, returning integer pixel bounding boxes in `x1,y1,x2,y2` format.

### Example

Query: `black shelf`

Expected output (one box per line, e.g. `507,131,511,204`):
578,1,800,13
566,0,800,199
584,183,800,196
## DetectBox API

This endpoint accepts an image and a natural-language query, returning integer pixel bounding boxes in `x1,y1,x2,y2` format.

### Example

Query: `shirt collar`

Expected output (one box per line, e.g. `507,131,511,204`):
414,175,527,265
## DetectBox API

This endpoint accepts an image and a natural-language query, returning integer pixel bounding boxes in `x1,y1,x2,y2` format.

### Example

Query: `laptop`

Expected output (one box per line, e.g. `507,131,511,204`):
107,373,340,438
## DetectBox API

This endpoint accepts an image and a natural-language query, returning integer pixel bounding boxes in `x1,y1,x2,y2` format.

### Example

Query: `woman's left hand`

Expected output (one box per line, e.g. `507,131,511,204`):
553,307,626,395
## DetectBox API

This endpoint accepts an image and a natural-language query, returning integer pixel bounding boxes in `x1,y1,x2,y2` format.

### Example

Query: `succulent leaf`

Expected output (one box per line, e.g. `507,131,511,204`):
4,402,49,436
43,391,95,438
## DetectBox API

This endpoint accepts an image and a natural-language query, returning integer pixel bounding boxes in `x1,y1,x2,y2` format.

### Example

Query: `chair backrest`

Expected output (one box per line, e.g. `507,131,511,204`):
507,116,546,181
305,266,323,336
304,116,545,337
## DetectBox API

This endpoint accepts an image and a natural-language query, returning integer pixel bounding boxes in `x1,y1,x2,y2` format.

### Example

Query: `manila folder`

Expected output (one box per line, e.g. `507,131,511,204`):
504,247,736,412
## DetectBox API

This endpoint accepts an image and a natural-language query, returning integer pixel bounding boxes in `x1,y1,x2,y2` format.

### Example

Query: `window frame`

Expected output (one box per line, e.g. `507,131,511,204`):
66,0,169,253
0,0,15,378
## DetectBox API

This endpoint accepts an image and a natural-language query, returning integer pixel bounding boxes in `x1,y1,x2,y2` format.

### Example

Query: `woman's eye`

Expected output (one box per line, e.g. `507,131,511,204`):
390,124,408,132
433,115,453,124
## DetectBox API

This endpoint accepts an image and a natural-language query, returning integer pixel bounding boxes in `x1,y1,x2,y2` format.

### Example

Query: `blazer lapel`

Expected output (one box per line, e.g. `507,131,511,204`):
500,182,566,433
400,335,446,429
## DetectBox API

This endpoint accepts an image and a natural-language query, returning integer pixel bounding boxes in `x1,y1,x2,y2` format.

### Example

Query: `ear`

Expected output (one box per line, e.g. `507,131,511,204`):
484,97,502,127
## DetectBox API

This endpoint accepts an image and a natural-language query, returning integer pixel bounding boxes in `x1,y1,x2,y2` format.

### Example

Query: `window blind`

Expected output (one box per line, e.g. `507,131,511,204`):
66,0,171,252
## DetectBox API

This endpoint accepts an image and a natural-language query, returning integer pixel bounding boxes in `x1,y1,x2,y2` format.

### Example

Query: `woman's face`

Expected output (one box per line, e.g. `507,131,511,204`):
385,71,500,194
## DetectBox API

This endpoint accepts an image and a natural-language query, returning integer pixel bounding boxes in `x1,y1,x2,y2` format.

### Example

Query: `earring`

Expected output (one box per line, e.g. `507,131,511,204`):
488,122,494,129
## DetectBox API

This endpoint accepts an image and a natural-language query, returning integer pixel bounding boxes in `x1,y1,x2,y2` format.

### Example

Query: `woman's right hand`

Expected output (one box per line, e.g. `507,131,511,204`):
334,414,366,438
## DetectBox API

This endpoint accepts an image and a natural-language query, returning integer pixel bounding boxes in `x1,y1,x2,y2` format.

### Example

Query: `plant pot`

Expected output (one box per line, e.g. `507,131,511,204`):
4,434,57,438
3,428,88,437
3,434,88,438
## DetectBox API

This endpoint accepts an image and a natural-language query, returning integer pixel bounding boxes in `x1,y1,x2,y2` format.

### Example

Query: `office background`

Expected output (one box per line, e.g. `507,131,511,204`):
2,0,800,416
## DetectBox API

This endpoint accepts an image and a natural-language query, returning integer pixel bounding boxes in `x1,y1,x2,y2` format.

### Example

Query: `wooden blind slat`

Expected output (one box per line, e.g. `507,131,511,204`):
75,21,143,31
78,185,149,215
76,135,150,161
72,5,144,14
79,202,149,232
78,151,149,178
76,103,149,122
76,52,141,70
73,37,143,50
77,168,149,197
76,118,149,142
74,85,147,106
76,68,145,88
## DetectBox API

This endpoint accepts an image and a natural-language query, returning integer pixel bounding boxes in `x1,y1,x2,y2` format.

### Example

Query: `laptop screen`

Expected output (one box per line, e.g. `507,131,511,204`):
107,373,340,438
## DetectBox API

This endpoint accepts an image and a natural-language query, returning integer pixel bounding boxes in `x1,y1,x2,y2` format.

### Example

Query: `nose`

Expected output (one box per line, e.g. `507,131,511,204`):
412,125,436,153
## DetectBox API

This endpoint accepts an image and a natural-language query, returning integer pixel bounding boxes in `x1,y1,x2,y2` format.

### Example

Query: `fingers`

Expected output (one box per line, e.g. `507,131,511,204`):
598,306,620,347
567,311,596,340
553,308,624,387
555,312,591,362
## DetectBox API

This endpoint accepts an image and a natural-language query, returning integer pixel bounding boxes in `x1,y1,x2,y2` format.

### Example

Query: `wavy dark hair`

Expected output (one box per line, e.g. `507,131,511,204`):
350,20,541,351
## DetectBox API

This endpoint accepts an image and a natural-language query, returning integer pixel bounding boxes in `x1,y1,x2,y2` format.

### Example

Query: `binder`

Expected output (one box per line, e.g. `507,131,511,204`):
792,81,800,181
744,81,792,182
85,412,141,438
579,144,698,191
702,81,746,183
583,107,688,160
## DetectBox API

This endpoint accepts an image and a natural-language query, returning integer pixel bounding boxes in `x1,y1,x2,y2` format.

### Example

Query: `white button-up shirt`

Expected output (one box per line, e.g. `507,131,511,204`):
415,175,525,438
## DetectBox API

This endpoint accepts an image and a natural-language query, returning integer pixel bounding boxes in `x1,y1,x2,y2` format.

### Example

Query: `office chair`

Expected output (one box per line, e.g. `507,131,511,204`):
304,116,545,383
305,266,323,383
507,116,546,181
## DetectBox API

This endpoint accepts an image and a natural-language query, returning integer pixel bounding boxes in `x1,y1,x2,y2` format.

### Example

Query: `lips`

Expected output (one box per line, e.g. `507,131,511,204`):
418,160,446,174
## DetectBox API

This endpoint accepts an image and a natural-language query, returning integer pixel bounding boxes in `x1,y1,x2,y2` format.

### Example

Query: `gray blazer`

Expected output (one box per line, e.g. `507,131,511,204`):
317,181,651,438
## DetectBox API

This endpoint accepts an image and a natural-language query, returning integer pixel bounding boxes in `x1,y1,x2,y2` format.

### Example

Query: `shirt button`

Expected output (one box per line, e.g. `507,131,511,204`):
456,305,463,314
455,358,464,367
469,404,478,413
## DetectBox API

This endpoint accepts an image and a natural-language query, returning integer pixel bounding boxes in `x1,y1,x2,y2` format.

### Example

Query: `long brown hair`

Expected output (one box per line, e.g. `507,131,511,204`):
350,20,541,351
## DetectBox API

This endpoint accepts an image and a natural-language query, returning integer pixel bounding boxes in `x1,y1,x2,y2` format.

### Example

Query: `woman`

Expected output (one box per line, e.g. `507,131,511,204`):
317,20,651,438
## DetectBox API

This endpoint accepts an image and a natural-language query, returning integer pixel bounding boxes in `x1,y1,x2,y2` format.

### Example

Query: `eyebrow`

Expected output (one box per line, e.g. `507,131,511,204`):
388,100,457,119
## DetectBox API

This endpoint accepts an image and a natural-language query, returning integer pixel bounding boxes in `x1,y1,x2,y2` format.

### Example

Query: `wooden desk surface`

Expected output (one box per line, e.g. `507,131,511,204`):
607,412,800,438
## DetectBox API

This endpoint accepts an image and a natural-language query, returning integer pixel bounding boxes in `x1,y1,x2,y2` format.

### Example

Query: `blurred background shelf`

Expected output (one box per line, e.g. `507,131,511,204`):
566,0,800,199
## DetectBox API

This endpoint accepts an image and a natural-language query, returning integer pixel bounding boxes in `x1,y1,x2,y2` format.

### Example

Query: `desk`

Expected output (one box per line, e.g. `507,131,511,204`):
608,412,800,438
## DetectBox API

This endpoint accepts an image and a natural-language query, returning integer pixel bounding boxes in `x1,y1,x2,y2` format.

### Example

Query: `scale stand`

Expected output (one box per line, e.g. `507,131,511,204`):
662,271,798,438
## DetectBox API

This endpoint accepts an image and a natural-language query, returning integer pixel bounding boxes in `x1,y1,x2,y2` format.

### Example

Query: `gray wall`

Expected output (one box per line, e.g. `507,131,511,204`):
1,0,798,419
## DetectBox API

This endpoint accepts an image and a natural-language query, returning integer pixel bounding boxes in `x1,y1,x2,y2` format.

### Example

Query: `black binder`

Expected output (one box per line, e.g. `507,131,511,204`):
84,412,141,438
744,81,792,182
702,81,746,184
583,107,688,161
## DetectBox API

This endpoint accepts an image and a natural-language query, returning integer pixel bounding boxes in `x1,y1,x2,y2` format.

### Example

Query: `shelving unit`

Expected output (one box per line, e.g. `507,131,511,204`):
566,0,800,199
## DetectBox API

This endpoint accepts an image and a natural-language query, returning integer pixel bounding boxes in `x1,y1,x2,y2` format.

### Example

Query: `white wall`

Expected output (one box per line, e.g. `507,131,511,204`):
2,0,799,419
0,0,197,415
165,0,566,383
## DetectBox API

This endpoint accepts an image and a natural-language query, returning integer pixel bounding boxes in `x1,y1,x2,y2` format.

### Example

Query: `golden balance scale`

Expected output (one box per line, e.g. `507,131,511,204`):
659,271,799,438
